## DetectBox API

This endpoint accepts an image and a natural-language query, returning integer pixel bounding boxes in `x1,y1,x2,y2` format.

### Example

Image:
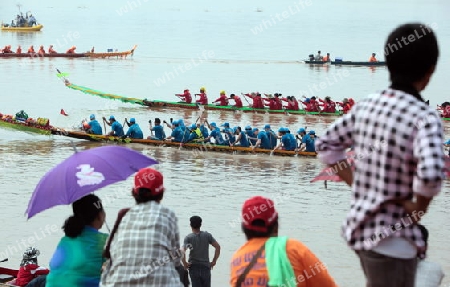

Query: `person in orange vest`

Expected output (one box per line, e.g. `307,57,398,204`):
27,45,35,53
369,53,377,62
16,45,22,54
38,45,45,56
66,46,76,54
336,98,352,114
48,45,57,54
213,90,229,106
322,53,331,62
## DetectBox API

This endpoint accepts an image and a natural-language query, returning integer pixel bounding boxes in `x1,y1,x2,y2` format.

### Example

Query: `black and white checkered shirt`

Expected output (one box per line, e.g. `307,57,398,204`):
315,87,445,256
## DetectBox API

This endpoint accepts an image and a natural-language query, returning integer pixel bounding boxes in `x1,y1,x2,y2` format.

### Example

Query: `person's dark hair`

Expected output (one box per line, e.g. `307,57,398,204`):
385,23,439,83
132,188,164,203
155,118,161,124
190,216,202,229
242,218,278,240
63,194,103,238
417,224,429,246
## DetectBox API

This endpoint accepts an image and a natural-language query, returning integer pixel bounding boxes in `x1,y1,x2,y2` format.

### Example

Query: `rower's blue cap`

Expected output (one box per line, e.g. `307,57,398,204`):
445,139,450,145
130,118,136,123
233,127,238,133
305,98,310,103
109,115,115,120
297,128,306,134
210,122,217,127
178,119,185,126
89,114,95,120
221,122,230,128
253,128,259,132
309,130,315,135
245,125,252,130
264,124,270,129
278,127,286,132
190,123,197,129
173,120,180,125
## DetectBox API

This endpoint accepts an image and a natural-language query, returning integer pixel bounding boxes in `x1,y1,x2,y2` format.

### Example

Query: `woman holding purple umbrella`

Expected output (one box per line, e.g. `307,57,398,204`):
44,194,109,287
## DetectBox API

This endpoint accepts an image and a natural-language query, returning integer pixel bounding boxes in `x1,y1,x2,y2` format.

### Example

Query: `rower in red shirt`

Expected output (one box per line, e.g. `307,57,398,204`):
16,45,22,54
27,45,35,53
48,45,57,54
301,96,320,112
66,46,76,53
213,90,229,106
38,45,45,56
282,96,299,110
273,93,283,110
176,89,192,103
195,87,208,105
336,98,352,114
348,98,355,108
263,96,278,110
243,92,264,109
319,96,336,113
229,94,243,108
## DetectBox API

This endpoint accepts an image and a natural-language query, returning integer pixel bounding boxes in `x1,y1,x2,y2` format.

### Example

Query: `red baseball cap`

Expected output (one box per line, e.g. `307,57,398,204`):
242,196,278,232
133,168,164,195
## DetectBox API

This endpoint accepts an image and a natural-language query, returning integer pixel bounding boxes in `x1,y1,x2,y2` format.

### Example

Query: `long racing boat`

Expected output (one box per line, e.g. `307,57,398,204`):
50,129,318,158
63,81,343,117
0,45,137,58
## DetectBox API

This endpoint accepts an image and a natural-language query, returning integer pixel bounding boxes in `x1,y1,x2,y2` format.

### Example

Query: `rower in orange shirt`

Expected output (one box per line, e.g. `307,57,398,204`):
27,45,35,53
322,53,331,62
48,45,57,54
38,45,45,56
16,45,22,54
66,46,76,54
369,53,377,62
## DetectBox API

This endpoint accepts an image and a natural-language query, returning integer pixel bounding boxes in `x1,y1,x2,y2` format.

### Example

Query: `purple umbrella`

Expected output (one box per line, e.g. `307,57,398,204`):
26,146,158,219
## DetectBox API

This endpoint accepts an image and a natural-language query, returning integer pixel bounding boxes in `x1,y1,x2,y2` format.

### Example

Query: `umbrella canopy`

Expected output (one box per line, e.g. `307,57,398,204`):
311,153,450,186
26,146,158,219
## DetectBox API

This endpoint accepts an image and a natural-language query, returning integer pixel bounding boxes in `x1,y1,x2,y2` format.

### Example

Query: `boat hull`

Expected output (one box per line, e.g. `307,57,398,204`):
0,119,53,135
303,60,386,66
143,100,342,116
0,45,137,58
1,24,43,31
51,130,317,157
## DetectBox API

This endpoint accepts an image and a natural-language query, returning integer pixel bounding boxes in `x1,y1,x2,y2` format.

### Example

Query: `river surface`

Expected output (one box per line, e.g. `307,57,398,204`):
1,0,450,286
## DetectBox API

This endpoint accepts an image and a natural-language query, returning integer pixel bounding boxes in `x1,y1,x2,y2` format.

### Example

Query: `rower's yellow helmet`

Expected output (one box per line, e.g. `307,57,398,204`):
220,90,225,94
200,87,206,92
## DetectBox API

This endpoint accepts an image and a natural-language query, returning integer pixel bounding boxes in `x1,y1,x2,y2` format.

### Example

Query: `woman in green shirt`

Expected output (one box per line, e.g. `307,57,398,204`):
46,194,108,287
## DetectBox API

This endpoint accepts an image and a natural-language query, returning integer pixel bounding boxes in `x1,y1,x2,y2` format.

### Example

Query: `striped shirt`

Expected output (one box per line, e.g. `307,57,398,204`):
100,201,183,287
315,87,445,257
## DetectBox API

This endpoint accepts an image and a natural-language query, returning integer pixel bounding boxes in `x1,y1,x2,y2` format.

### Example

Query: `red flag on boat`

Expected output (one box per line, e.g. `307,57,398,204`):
60,109,68,116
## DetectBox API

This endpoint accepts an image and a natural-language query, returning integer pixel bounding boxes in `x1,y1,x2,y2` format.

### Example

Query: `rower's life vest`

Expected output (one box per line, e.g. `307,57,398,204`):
36,117,50,127
193,128,204,139
15,111,29,120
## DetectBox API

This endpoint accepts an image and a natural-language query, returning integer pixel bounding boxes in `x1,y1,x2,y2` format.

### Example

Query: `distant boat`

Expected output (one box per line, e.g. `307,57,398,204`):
303,60,386,67
1,23,43,31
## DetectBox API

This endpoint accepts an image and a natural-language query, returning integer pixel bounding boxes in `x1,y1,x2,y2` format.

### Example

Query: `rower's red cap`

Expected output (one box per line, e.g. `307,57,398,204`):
242,196,278,232
133,168,164,195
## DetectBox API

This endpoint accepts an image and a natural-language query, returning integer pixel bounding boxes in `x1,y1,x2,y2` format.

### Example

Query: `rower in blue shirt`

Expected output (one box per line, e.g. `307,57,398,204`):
221,122,235,145
102,115,124,137
148,118,166,140
273,127,296,151
124,118,143,139
232,126,250,147
252,128,271,150
205,121,225,145
298,129,316,152
165,120,184,142
86,114,102,135
444,139,450,156
264,124,278,149
245,126,257,146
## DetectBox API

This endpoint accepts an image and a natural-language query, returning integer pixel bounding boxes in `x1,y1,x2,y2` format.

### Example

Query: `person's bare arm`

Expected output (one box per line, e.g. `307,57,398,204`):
210,241,220,269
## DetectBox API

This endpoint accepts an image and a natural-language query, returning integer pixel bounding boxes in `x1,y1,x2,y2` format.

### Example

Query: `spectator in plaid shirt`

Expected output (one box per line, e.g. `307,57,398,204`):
101,168,184,287
315,23,444,287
